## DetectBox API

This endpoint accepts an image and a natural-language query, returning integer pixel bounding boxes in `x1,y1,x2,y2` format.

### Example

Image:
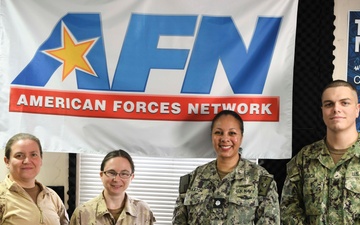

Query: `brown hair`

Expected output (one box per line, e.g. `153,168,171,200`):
321,79,358,101
100,149,135,173
5,133,42,159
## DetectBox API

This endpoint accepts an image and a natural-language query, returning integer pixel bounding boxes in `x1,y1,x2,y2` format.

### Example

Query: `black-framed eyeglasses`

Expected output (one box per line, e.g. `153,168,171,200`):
102,170,132,179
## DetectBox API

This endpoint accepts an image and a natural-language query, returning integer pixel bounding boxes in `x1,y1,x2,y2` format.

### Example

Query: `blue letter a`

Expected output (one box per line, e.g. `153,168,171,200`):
12,13,110,90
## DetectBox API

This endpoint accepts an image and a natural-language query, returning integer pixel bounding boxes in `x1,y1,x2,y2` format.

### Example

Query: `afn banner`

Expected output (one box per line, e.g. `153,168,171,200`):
0,0,298,159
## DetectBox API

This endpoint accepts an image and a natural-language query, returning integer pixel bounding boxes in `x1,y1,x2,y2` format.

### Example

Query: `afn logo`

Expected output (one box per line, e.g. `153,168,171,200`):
10,13,281,121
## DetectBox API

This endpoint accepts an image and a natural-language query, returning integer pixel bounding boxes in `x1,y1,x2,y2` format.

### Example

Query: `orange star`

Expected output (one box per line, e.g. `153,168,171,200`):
45,25,97,81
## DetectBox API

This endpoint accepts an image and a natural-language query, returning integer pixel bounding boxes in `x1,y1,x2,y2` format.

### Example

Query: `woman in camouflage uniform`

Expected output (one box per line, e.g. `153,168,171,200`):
173,110,280,224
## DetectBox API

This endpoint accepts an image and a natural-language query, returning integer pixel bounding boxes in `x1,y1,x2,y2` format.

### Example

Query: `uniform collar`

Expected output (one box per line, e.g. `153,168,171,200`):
4,175,47,194
200,156,245,180
96,192,137,219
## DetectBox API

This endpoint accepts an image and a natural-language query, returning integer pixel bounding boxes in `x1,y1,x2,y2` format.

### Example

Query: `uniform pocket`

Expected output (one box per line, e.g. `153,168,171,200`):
227,184,258,224
303,177,323,216
183,189,208,206
345,177,360,221
183,188,211,223
228,184,258,206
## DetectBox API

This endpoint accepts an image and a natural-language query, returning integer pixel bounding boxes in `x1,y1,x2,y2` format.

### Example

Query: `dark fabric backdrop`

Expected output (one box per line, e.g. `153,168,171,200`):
261,0,335,198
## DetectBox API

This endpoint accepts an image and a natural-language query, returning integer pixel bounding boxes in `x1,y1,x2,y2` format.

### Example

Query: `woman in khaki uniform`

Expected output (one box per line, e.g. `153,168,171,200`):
0,133,69,225
70,149,156,225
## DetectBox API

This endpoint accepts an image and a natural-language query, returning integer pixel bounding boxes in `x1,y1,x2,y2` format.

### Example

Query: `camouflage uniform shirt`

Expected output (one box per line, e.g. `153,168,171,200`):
280,135,360,224
172,157,280,225
70,192,155,225
0,175,69,225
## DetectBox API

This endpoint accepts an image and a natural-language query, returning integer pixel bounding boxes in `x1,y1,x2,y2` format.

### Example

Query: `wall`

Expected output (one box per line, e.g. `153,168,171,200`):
0,152,69,208
333,0,359,80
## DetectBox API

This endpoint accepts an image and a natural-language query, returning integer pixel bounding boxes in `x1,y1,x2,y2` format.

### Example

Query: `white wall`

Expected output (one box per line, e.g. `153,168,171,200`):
0,152,69,208
333,0,360,80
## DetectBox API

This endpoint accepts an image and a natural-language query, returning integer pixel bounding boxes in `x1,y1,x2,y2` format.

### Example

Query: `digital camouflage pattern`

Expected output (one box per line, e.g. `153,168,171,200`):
172,157,280,225
280,136,360,224
70,192,155,225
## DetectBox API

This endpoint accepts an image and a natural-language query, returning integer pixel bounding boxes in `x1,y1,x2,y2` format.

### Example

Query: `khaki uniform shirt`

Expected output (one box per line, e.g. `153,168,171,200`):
0,175,69,225
172,157,280,225
70,192,155,225
280,135,360,224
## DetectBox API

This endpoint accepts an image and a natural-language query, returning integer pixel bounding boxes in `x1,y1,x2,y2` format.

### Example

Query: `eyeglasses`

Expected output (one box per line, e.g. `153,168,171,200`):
102,170,132,179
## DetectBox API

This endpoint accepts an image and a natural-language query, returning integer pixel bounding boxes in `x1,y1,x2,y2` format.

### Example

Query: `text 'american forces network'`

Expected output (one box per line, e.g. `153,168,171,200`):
10,87,279,121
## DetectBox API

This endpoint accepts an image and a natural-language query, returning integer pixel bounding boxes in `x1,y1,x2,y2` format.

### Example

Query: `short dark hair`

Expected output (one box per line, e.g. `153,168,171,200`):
100,149,135,173
5,133,42,159
321,79,358,101
211,110,244,135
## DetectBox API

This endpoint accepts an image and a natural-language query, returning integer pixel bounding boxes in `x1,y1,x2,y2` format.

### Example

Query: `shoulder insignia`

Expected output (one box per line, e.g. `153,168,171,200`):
178,174,191,194
258,175,273,196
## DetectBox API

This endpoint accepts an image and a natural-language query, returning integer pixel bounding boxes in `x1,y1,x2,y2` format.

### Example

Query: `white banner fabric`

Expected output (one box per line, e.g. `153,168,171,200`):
0,0,298,159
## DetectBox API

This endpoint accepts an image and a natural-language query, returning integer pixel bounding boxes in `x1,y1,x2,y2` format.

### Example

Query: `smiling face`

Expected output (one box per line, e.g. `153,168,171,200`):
100,156,134,197
4,139,43,187
321,86,360,134
211,114,243,160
